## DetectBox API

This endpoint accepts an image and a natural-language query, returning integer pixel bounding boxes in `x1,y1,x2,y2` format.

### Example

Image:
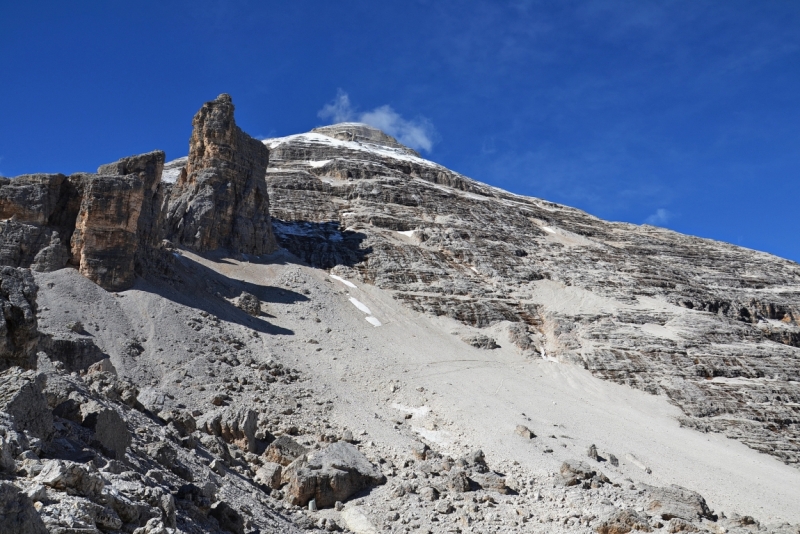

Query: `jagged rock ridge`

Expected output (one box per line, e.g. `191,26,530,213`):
0,94,277,291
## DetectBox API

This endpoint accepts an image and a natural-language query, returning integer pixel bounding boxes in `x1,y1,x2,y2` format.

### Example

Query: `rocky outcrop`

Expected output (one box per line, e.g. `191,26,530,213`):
1,95,278,291
31,231,69,272
0,368,52,440
0,152,166,291
0,267,38,370
283,441,385,508
166,94,277,256
70,174,144,290
97,150,166,251
0,173,67,225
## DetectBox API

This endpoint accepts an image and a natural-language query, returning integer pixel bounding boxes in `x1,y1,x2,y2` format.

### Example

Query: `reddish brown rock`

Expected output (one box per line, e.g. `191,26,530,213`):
166,94,277,255
97,150,166,250
70,174,143,291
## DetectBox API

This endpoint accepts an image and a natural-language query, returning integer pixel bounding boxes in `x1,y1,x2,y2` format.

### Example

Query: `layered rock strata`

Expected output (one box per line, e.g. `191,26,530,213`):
256,123,800,467
166,93,277,255
0,94,278,291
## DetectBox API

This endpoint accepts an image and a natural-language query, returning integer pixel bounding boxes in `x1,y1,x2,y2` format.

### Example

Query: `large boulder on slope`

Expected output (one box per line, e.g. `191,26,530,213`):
283,441,386,508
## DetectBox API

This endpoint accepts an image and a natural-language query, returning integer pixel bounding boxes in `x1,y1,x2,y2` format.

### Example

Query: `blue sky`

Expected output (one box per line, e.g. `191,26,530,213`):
2,1,799,262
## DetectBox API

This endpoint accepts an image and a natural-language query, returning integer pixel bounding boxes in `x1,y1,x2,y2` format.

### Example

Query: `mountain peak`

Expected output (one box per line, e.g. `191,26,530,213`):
311,123,420,156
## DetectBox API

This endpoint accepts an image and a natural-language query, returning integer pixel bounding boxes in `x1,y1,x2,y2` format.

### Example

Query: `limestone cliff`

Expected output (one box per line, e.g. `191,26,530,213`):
166,93,277,255
261,123,800,468
69,174,144,291
0,94,280,291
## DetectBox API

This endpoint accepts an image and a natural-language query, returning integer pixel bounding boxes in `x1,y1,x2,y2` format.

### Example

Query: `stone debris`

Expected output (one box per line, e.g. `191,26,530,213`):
0,109,796,534
461,334,499,349
235,291,261,316
283,441,385,507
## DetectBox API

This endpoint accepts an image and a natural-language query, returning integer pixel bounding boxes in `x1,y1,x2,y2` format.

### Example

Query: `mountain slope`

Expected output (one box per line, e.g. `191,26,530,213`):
261,123,800,468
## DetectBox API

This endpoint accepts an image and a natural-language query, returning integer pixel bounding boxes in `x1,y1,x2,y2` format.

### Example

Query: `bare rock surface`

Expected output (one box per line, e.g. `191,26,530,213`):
260,123,800,469
0,266,39,370
3,112,800,533
283,441,385,507
70,172,145,290
165,94,278,256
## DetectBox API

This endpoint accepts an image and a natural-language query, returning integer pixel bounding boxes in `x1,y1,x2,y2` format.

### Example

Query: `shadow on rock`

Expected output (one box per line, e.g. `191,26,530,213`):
272,219,372,269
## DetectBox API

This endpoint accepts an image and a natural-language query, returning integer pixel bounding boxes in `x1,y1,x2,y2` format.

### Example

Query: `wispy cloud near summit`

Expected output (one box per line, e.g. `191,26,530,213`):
318,90,436,152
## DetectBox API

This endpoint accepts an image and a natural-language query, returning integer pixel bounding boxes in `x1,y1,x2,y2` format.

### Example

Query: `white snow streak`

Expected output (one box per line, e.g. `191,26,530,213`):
330,274,357,288
349,297,372,315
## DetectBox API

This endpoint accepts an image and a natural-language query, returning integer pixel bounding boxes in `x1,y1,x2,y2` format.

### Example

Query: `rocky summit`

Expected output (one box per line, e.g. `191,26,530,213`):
0,96,798,534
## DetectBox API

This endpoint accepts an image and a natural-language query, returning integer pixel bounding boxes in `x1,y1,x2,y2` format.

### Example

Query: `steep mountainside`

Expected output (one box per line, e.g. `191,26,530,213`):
259,123,800,467
1,104,799,534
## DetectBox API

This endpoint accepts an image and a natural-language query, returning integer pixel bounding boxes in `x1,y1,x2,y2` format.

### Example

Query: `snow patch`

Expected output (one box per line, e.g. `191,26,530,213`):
391,404,431,418
306,159,331,168
541,226,556,234
397,230,415,237
411,426,452,446
330,274,357,288
365,316,382,327
349,297,372,315
264,132,441,168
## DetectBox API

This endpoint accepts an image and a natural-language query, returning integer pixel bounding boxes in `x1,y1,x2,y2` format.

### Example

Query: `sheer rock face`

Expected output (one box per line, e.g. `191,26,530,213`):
0,174,66,225
0,267,39,371
97,150,166,250
166,94,277,255
0,153,165,291
260,123,800,468
70,174,143,291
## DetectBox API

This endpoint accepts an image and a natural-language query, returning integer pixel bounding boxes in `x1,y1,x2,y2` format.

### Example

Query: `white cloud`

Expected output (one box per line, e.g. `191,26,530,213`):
644,208,671,226
318,90,436,153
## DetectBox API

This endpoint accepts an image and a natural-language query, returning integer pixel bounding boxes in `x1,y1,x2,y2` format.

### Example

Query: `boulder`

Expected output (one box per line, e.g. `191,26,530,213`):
596,509,653,534
235,291,261,316
35,459,104,496
0,482,48,534
0,266,39,370
560,459,610,488
264,435,308,466
79,400,131,459
283,441,386,508
165,94,278,255
645,484,715,522
461,334,498,349
197,406,258,453
515,425,534,439
254,462,283,489
209,501,245,534
0,368,52,440
448,468,470,493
